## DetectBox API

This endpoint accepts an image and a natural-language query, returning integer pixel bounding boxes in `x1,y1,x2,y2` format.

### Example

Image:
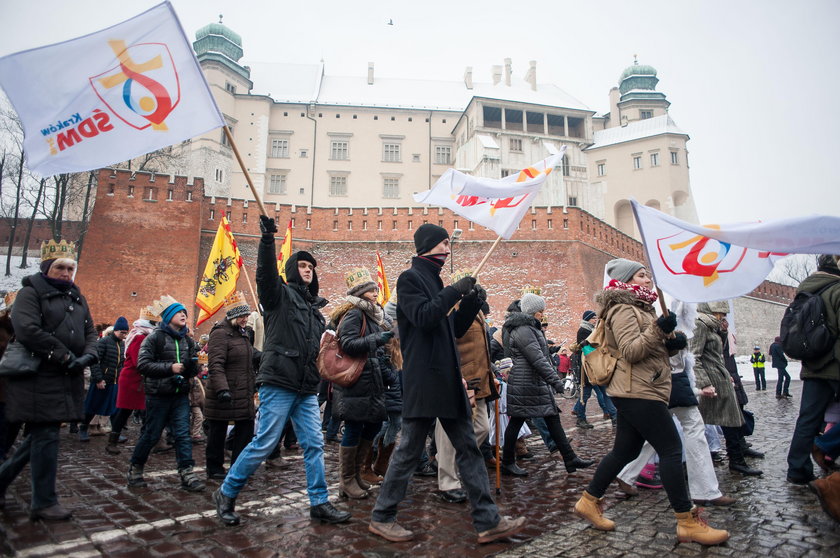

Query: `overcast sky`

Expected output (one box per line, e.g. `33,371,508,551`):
1,0,838,225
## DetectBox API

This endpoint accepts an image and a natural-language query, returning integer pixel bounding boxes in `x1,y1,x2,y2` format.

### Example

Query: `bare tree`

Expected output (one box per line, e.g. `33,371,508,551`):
770,254,818,286
5,148,24,276
75,171,96,260
19,177,46,268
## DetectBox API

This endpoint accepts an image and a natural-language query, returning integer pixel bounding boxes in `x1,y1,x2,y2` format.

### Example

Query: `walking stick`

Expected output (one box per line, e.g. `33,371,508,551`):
495,398,501,495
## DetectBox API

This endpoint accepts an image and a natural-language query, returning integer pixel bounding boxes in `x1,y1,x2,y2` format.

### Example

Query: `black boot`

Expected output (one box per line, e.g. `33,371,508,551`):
501,461,528,476
310,501,351,524
743,447,765,459
565,456,596,473
730,460,763,475
105,432,121,455
212,488,240,526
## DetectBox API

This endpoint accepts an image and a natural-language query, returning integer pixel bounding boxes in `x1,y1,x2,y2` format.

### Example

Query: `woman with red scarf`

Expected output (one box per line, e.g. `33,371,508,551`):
573,258,728,546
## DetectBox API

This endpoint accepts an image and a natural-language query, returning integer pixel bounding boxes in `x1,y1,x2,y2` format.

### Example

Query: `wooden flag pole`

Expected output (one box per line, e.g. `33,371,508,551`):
224,126,268,217
495,398,501,495
473,235,504,279
239,263,259,312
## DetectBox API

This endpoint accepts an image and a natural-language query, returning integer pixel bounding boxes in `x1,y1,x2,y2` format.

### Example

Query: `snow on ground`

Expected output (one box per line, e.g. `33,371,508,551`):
0,254,38,294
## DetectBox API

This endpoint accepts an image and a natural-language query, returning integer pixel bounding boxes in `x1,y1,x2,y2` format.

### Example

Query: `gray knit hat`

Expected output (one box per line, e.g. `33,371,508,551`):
520,293,546,316
605,258,645,283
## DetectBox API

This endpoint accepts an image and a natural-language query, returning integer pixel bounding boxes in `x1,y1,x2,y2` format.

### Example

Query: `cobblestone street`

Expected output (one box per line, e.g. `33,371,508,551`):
1,379,838,557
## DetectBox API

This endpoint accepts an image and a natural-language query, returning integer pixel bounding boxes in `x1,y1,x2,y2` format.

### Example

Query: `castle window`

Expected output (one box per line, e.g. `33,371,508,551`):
209,209,215,220
468,221,474,231
299,149,308,158
640,110,653,119
330,140,349,160
271,139,289,158
347,220,352,231
568,196,578,207
408,220,413,230
306,218,311,230
501,169,511,178
127,185,134,197
362,220,368,231
597,162,606,176
225,82,236,94
215,168,223,182
383,143,401,163
242,214,247,224
650,152,660,167
531,219,537,230
505,109,523,131
226,211,231,220
221,125,233,147
383,177,400,199
333,220,338,231
392,220,398,230
107,184,114,195
671,151,679,165
434,146,451,165
186,191,193,201
547,219,553,229
377,220,382,231
145,187,156,201
633,156,642,170
329,175,347,196
167,189,173,201
509,138,523,152
268,174,287,195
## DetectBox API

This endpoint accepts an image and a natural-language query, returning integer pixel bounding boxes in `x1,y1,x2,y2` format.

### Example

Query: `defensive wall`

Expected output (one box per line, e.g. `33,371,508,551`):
73,169,795,352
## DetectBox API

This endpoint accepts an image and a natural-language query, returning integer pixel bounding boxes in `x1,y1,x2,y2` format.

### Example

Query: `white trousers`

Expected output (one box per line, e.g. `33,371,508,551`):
435,399,491,491
617,405,722,501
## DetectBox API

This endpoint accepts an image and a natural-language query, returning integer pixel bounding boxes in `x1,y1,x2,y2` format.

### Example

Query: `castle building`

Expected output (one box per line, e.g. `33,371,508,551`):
183,20,698,237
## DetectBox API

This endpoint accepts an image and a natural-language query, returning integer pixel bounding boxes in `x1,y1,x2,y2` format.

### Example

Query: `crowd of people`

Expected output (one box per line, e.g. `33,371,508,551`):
0,231,838,544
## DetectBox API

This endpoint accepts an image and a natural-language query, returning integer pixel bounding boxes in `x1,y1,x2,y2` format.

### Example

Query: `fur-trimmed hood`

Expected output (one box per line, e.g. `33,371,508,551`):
595,287,653,313
502,311,542,333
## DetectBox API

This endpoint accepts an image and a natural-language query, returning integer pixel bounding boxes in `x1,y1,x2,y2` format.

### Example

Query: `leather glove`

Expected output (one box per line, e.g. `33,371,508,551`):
452,276,477,296
466,378,482,391
665,331,688,352
259,214,278,235
67,352,98,372
378,330,395,345
656,310,678,334
217,390,233,405
472,284,487,302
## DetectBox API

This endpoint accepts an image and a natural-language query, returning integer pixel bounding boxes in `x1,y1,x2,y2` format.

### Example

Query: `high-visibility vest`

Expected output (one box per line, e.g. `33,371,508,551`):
751,352,765,369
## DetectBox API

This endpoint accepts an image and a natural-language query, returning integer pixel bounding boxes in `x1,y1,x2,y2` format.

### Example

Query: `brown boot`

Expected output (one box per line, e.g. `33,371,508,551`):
574,491,615,531
675,507,729,545
373,440,395,477
358,438,383,487
338,445,368,499
810,472,840,522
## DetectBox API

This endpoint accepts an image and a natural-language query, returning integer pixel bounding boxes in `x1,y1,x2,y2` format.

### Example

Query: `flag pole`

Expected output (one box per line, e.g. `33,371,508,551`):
224,126,268,217
473,235,503,278
239,263,259,312
628,200,671,318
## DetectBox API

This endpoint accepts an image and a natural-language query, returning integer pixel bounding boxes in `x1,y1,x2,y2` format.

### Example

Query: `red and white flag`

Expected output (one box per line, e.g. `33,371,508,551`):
631,200,840,302
413,148,565,239
0,1,224,177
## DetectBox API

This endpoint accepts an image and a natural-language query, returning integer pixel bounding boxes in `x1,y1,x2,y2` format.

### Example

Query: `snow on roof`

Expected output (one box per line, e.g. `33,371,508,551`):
587,114,688,149
245,62,590,113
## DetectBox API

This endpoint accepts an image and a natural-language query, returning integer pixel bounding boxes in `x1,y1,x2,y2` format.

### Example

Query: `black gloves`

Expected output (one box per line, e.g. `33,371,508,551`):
67,353,98,372
466,378,482,391
259,214,278,235
656,311,678,334
665,331,688,352
472,284,487,302
452,276,477,296
217,390,233,405
378,330,395,345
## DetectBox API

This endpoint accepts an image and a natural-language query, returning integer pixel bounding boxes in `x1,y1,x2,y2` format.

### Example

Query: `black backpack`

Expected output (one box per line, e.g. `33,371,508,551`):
780,282,837,361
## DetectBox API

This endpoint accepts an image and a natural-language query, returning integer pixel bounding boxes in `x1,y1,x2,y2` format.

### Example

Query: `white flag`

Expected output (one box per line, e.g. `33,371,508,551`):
629,200,839,302
0,1,224,177
413,148,565,239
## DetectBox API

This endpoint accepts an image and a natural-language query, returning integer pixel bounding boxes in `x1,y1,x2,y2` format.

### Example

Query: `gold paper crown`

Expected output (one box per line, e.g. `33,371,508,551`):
149,295,178,319
197,351,209,365
40,239,76,262
345,267,374,289
139,304,160,322
450,269,473,284
224,291,251,317
521,286,542,296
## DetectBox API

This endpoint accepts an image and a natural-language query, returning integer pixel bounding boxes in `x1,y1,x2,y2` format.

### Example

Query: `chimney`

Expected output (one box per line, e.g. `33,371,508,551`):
367,62,374,85
609,87,620,128
525,60,537,91
504,58,512,86
492,65,502,85
464,66,473,90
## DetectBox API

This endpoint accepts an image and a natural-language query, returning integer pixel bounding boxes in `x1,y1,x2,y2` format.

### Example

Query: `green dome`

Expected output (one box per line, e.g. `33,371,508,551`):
619,63,657,82
619,60,659,96
195,22,242,47
193,20,243,62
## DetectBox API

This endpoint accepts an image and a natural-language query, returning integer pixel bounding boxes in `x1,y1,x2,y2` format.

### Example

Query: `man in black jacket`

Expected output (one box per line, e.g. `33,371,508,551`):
213,215,350,527
368,224,525,544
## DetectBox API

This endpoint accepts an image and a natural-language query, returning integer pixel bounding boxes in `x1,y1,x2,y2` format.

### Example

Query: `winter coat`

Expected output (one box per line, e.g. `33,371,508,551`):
668,352,699,408
396,256,475,419
116,332,148,410
137,325,198,397
596,288,672,404
770,341,788,368
256,244,327,395
4,273,97,423
0,310,14,405
454,297,499,402
205,320,259,421
797,271,840,382
488,327,504,363
502,312,564,418
722,333,748,406
331,305,389,423
384,369,402,413
691,308,743,427
90,333,124,385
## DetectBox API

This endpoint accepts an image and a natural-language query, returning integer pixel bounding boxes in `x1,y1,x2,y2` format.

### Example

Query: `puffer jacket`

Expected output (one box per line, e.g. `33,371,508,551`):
137,325,198,397
5,273,97,423
691,306,743,427
797,271,840,381
205,320,259,421
332,305,389,423
503,312,564,418
90,333,124,385
256,243,327,395
596,288,671,403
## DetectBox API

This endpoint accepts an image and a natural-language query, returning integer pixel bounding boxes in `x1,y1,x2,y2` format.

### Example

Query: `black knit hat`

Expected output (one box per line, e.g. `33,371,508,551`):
414,224,449,255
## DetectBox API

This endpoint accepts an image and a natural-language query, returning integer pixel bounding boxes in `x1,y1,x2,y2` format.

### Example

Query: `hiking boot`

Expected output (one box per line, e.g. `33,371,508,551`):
616,478,638,497
179,466,206,492
29,503,72,521
675,507,729,545
212,488,240,526
78,426,90,442
574,491,615,531
310,502,350,524
576,418,594,429
105,432,121,455
477,515,526,544
565,456,595,473
369,520,414,541
127,464,147,488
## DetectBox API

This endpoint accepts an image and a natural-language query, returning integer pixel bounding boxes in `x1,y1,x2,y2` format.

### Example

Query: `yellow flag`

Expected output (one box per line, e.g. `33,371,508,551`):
196,217,242,326
375,251,391,306
276,219,293,280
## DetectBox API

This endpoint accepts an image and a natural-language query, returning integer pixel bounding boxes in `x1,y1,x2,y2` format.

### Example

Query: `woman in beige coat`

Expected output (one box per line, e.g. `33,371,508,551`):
574,258,728,546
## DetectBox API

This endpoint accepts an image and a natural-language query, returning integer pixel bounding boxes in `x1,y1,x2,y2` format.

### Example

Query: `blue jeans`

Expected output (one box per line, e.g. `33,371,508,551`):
341,420,382,447
222,385,328,505
130,394,193,469
573,385,617,418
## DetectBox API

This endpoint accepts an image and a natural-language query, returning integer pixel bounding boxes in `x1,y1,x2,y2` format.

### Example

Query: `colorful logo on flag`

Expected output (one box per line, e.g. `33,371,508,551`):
90,40,180,131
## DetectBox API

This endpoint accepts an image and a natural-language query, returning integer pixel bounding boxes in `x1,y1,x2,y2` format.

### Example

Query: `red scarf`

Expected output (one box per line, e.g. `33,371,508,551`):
605,279,658,304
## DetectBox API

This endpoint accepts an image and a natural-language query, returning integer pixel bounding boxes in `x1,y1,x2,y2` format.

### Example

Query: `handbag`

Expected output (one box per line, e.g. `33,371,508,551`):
740,408,755,437
0,339,42,377
317,312,367,388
